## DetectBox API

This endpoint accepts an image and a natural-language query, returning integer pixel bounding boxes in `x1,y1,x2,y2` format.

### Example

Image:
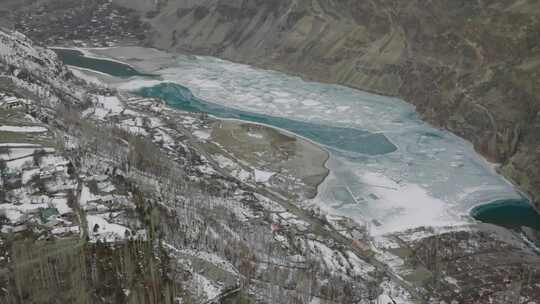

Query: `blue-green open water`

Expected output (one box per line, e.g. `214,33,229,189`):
471,199,540,231
53,48,154,77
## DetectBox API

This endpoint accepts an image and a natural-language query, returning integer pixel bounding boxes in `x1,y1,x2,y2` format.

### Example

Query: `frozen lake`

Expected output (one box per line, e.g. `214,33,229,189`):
57,47,530,235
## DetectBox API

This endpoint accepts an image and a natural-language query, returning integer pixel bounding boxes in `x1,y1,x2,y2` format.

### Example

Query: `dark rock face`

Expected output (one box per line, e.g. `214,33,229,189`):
121,0,540,206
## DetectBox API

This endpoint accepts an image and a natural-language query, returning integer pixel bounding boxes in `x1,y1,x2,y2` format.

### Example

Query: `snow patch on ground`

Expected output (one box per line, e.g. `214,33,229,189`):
0,125,47,133
0,201,48,223
0,143,40,148
213,154,236,169
0,148,38,161
165,243,239,275
5,156,33,171
193,130,211,141
40,155,69,167
51,226,80,235
83,95,124,120
232,168,251,182
254,169,274,183
87,214,131,242
247,131,263,139
193,273,221,300
345,250,376,277
51,197,72,215
377,280,414,304
22,168,40,184
80,185,99,206
117,79,163,91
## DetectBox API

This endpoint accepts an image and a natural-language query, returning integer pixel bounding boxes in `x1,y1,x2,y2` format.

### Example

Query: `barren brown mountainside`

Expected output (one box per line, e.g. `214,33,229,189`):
113,0,540,208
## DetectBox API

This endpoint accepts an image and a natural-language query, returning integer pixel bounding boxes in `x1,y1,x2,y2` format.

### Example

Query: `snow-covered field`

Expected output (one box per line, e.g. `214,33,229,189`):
193,130,211,141
82,95,124,120
254,169,275,183
87,214,131,242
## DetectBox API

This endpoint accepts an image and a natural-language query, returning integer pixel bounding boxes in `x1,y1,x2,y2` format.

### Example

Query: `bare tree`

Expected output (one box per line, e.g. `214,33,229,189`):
33,149,46,167
0,159,6,202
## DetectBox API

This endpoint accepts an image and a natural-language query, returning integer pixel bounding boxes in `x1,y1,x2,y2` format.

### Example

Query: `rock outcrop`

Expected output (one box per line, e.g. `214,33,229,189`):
114,0,540,208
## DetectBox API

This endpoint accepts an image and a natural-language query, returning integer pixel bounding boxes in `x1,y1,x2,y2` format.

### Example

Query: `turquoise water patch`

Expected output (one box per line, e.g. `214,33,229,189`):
471,199,540,231
136,83,398,155
53,48,153,78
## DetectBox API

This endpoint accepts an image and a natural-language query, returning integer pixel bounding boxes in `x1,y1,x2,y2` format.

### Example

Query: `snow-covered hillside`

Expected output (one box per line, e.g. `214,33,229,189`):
0,29,86,109
0,30,63,75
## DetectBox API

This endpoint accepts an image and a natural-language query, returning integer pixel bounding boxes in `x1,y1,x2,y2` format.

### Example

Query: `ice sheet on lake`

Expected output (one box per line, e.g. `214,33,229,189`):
114,49,523,234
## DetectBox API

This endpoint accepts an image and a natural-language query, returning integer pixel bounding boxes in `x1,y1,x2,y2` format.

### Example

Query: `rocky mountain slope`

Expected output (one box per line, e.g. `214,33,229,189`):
112,0,540,208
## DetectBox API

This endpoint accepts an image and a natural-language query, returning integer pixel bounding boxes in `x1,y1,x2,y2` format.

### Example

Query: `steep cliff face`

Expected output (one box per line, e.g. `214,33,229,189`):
114,0,540,206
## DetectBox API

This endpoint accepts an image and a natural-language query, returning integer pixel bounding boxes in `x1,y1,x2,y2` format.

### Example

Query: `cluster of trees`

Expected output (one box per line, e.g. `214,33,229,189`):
149,166,375,303
409,230,540,303
0,159,6,202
